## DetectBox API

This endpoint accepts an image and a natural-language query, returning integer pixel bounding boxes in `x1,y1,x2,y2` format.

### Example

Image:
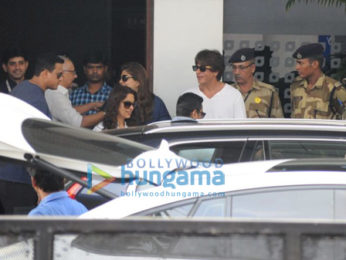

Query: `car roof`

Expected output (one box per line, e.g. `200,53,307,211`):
104,118,346,137
81,158,346,219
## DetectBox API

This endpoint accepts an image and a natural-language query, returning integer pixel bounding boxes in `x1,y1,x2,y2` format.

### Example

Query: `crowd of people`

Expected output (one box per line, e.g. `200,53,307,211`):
0,42,345,216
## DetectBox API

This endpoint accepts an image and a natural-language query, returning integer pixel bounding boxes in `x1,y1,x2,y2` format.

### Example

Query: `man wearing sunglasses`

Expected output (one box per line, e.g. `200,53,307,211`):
0,53,64,215
175,92,206,120
45,55,105,128
69,51,112,116
229,48,283,118
11,52,64,118
187,49,246,119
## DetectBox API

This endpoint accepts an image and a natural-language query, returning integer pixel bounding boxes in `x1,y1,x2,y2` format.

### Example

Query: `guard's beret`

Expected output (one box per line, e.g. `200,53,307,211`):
292,43,324,59
229,48,254,63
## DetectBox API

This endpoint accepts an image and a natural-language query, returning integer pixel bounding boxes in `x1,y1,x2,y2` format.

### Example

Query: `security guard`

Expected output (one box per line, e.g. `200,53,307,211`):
290,43,346,119
229,48,283,118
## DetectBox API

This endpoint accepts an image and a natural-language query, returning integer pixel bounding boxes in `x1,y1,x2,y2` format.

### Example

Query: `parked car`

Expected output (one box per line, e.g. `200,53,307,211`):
70,119,346,208
104,119,346,164
0,93,159,208
3,94,215,210
82,158,346,220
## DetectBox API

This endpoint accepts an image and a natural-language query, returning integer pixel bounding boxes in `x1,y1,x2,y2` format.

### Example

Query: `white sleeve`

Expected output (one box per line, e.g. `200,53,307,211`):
93,122,104,132
45,90,83,127
233,89,247,119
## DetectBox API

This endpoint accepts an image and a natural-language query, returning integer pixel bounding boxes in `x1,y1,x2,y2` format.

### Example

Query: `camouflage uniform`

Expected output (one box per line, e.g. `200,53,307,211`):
290,74,346,119
234,79,284,118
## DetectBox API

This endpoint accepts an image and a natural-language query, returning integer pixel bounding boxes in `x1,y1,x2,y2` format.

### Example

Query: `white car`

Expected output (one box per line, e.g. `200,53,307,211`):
0,93,194,207
46,158,346,260
82,158,346,220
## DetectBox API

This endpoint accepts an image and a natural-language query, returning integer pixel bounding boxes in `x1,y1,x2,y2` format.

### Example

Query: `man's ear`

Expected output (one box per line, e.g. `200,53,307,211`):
2,63,8,73
312,60,320,69
41,69,50,78
24,61,29,71
104,65,108,72
190,109,199,119
251,63,256,74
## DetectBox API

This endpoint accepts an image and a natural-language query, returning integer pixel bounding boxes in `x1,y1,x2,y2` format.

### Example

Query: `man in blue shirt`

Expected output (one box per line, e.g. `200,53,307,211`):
0,53,64,215
11,53,64,118
70,51,112,116
28,168,87,216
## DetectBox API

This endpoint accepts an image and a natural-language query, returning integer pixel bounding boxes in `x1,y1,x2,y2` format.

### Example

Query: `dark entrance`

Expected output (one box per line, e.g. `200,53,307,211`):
0,0,149,86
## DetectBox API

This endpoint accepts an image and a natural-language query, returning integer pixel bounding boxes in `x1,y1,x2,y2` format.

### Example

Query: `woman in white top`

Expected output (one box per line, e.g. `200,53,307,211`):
94,86,137,131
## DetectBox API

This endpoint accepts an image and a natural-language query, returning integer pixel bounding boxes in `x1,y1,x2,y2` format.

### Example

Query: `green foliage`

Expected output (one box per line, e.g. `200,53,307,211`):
285,0,346,11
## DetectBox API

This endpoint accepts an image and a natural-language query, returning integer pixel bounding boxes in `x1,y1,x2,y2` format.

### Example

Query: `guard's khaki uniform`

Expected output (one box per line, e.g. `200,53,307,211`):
290,74,346,119
234,79,284,118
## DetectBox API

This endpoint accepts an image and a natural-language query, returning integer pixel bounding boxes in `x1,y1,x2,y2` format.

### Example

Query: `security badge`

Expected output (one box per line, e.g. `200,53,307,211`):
241,55,246,61
297,53,302,59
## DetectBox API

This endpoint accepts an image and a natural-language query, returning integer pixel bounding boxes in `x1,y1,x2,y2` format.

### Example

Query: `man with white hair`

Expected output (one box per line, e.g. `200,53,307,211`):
45,55,105,127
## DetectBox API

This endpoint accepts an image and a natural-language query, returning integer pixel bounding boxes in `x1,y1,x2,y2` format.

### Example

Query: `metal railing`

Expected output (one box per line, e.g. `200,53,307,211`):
1,217,346,259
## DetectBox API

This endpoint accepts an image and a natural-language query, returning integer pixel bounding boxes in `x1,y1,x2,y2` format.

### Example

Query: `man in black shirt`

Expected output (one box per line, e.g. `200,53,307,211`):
0,47,29,93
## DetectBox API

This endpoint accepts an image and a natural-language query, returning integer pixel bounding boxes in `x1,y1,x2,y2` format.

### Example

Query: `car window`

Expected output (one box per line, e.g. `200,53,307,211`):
80,181,128,197
171,141,245,164
268,140,346,159
250,141,265,161
231,188,334,219
193,197,227,217
146,203,194,218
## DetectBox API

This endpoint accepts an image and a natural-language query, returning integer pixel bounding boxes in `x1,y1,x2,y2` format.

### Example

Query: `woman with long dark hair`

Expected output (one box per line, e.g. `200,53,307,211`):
119,62,171,125
93,85,137,131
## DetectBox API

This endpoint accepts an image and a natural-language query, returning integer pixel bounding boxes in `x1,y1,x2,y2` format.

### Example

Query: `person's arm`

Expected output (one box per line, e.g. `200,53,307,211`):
234,91,247,119
153,96,171,121
81,111,106,128
45,90,83,127
270,91,284,118
74,102,104,114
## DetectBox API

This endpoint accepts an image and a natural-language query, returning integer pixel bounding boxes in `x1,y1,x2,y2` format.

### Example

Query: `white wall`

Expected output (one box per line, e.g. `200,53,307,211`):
153,0,224,117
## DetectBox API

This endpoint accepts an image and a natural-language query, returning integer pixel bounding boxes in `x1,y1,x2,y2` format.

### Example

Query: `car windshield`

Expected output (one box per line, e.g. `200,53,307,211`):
21,119,153,167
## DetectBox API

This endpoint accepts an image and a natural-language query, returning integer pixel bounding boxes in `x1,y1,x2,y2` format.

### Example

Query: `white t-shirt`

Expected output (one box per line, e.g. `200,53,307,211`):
93,121,127,132
45,85,83,126
186,83,246,119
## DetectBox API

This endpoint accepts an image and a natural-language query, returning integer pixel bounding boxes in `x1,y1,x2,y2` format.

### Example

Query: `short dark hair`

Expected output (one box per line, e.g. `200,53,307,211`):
195,49,225,81
33,52,64,76
83,51,108,66
1,46,28,64
308,55,324,69
176,92,203,117
31,168,64,193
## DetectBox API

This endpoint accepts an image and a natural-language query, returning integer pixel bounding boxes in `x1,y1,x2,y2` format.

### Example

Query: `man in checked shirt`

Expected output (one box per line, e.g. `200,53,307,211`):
70,51,112,115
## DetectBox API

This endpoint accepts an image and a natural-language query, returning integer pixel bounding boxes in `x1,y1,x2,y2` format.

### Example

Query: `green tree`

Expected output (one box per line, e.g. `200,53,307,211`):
286,0,346,10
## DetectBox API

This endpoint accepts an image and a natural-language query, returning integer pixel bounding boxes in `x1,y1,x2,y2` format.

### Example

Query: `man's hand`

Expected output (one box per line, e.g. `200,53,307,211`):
90,102,104,111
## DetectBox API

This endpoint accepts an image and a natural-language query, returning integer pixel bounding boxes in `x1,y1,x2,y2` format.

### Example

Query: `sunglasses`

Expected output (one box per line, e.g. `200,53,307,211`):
121,75,134,82
199,110,206,118
63,69,77,75
231,63,254,71
192,65,212,72
123,101,136,109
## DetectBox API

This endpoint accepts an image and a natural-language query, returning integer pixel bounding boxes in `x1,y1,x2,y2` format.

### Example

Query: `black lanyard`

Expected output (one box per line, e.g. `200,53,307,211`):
243,89,253,103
